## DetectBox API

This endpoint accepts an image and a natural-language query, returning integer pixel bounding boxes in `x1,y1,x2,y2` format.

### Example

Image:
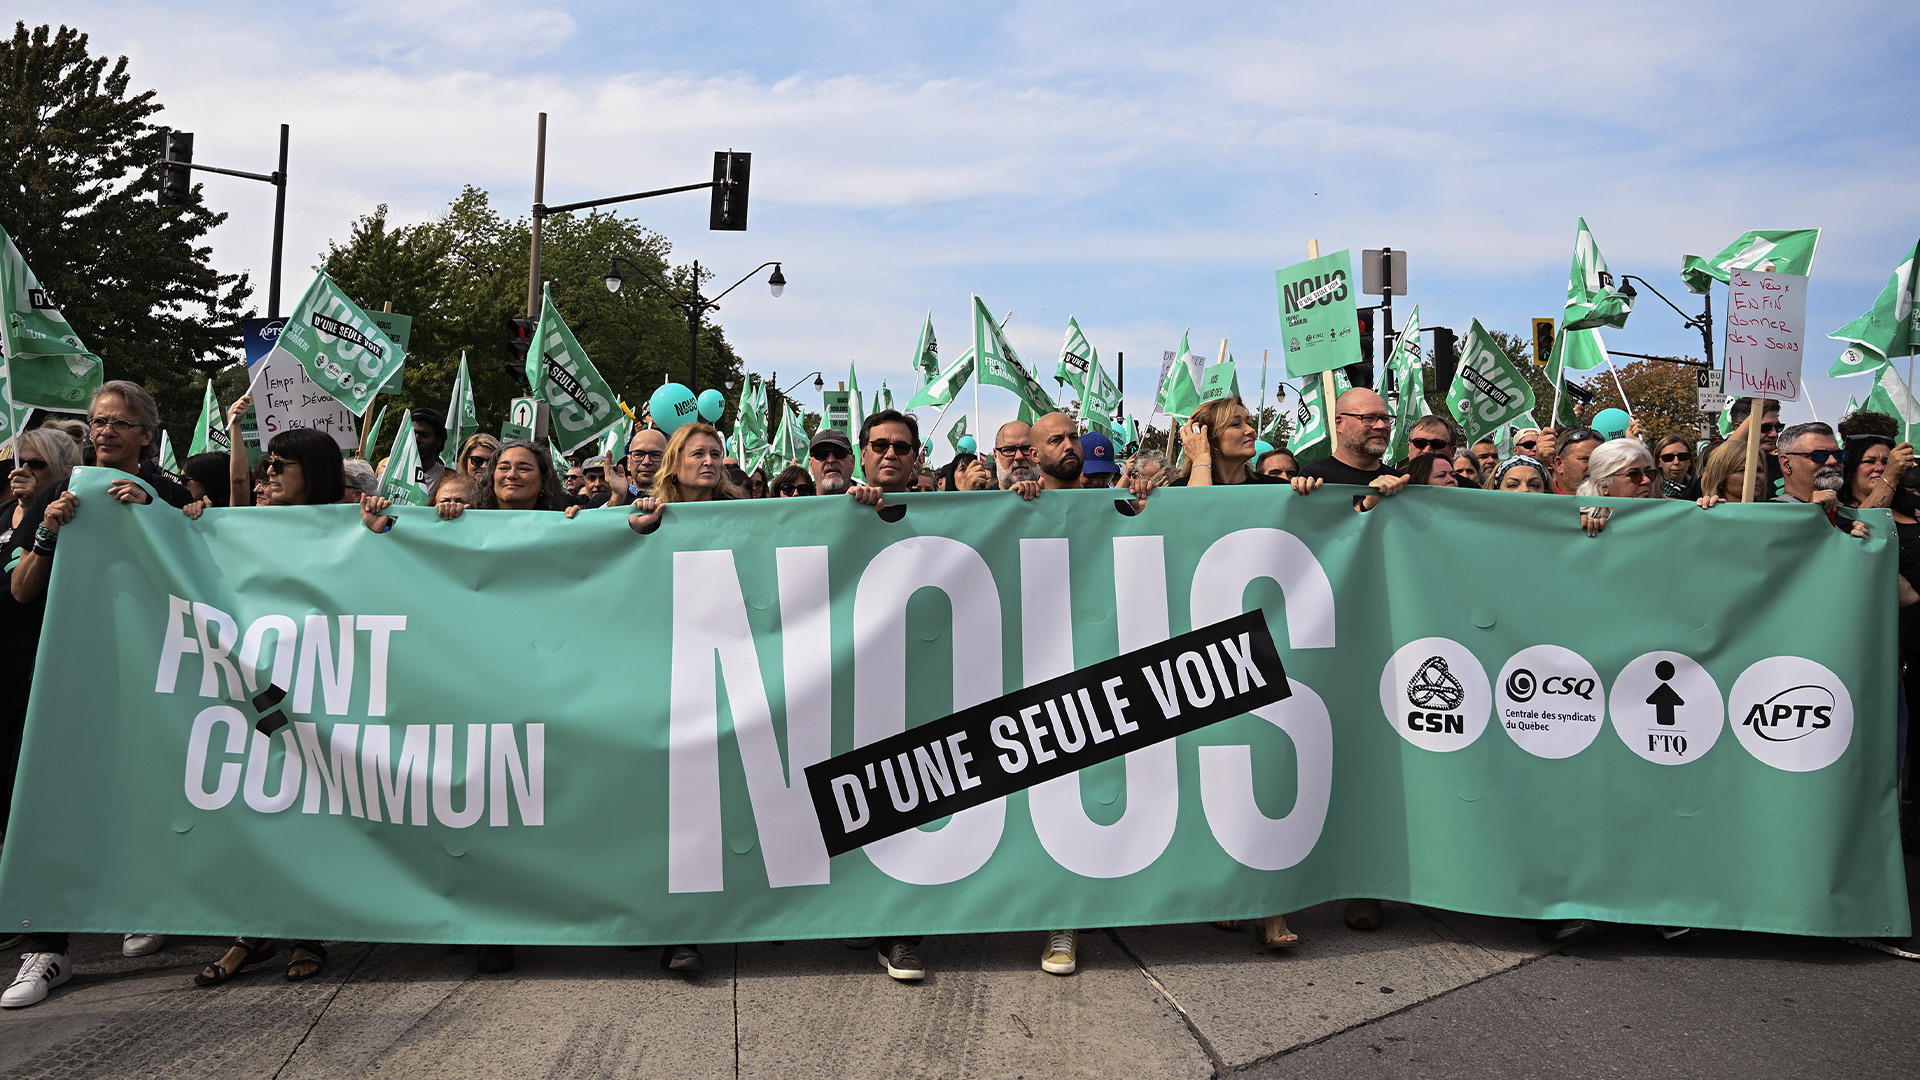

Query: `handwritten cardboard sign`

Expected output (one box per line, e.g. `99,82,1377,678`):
1724,269,1808,401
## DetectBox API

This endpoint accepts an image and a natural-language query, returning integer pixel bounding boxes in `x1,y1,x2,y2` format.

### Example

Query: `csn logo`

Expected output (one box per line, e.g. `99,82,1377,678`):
1504,668,1596,704
1739,684,1834,742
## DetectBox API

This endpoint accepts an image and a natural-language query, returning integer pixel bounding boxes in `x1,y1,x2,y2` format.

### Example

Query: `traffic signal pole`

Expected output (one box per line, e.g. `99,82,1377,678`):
158,124,290,318
269,124,287,318
528,113,547,319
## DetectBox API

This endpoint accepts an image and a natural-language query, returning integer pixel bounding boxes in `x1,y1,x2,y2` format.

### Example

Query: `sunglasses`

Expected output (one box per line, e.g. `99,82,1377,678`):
1408,437,1450,453
263,457,298,475
466,455,491,468
1516,440,1538,451
778,483,815,496
1783,448,1845,465
810,446,850,461
15,458,47,471
867,438,917,458
1613,467,1655,483
1563,429,1600,444
1658,452,1692,463
1759,422,1784,434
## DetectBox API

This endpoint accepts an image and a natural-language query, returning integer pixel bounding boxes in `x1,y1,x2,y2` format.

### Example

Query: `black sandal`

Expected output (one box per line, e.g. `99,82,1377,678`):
194,937,277,987
286,941,327,981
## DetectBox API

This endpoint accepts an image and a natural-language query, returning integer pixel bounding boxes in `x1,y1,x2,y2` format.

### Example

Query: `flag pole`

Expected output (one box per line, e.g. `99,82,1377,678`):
1257,348,1269,432
1309,239,1336,429
1603,351,1634,414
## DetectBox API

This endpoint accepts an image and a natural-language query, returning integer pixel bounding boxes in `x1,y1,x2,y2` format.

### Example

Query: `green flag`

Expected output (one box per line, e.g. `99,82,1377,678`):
1830,240,1919,364
363,405,388,463
0,223,103,413
157,430,179,475
1829,343,1890,380
1055,317,1098,394
1120,413,1141,450
848,364,865,430
1447,319,1540,445
187,380,231,457
1288,368,1349,466
1681,229,1822,295
528,284,623,453
1157,332,1204,420
946,414,970,452
0,368,32,454
877,380,895,413
1546,324,1610,382
598,407,634,462
973,295,1056,417
906,348,974,409
445,353,478,459
1561,218,1634,332
1863,364,1920,445
377,409,431,506
912,311,940,385
1199,358,1239,403
770,400,809,468
1078,353,1122,436
272,270,408,416
1385,305,1427,463
736,374,770,472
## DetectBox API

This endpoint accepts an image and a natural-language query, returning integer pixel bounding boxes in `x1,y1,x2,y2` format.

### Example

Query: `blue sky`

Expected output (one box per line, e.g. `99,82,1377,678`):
26,1,1920,441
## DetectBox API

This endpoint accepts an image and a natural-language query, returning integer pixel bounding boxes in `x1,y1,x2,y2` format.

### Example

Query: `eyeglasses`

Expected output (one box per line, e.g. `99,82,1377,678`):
1612,467,1655,483
263,456,298,475
994,444,1035,459
1408,437,1451,452
15,458,47,471
466,455,491,468
1337,412,1394,426
1563,429,1600,444
627,449,665,464
779,483,815,496
1516,440,1538,451
1783,448,1845,465
809,446,850,461
88,417,143,433
867,438,917,458
1658,451,1693,463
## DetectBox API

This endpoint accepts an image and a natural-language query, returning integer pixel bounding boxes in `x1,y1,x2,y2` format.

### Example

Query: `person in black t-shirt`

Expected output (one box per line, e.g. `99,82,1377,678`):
1171,397,1289,488
3,381,193,1009
1293,388,1409,514
0,427,81,844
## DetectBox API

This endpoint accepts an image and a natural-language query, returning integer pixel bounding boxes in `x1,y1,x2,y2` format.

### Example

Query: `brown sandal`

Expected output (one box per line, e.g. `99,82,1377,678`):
1255,915,1300,949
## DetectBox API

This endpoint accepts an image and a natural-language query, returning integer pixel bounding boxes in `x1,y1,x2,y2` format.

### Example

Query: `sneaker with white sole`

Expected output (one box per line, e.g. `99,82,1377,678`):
1040,929,1077,975
2,952,72,1008
878,940,924,981
122,933,166,958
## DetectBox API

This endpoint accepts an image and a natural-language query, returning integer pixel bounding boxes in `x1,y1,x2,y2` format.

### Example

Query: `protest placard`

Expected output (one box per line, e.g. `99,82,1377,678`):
1725,269,1808,401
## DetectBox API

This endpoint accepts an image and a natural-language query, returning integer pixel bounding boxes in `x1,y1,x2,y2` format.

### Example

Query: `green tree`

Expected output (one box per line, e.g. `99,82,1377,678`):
320,188,745,445
0,22,252,434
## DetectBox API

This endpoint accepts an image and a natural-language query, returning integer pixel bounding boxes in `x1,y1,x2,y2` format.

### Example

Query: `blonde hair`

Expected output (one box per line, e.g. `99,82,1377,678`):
15,427,83,489
1178,396,1253,480
652,423,740,504
1701,438,1757,500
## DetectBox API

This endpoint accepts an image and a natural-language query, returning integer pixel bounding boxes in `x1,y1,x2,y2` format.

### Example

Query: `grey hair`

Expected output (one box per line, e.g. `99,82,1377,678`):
1775,422,1833,456
90,380,163,460
340,458,378,496
1576,438,1655,497
1132,448,1171,483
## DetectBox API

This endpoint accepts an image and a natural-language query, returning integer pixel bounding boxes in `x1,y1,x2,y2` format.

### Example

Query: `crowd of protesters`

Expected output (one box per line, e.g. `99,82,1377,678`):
0,379,1912,1008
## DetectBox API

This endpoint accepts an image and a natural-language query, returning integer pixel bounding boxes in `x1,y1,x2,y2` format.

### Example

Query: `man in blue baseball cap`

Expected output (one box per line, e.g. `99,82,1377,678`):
1079,432,1120,488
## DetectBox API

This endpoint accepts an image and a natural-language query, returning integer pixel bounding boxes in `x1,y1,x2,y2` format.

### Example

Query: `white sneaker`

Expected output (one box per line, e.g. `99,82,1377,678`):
122,933,166,958
1041,929,1078,975
2,952,72,1008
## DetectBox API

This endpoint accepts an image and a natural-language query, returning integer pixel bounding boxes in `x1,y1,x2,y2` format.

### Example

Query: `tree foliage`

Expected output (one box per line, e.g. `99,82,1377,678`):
320,188,745,441
0,22,251,434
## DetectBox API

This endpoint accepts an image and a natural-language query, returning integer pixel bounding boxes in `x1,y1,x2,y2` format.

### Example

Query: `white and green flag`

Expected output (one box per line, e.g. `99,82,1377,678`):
912,311,940,385
0,369,31,455
1078,353,1123,437
362,405,388,462
736,374,770,471
848,364,865,429
187,379,231,457
1120,413,1141,450
906,348,974,409
1447,319,1540,445
446,352,478,459
1830,240,1919,367
598,407,634,463
770,399,809,468
1682,229,1822,295
528,284,623,453
1561,218,1634,332
1385,305,1427,463
1157,332,1204,420
973,296,1056,417
1055,317,1098,395
1863,364,1920,445
946,414,970,452
1289,368,1350,465
0,223,103,413
877,380,895,413
157,430,179,474
271,270,408,416
377,409,431,506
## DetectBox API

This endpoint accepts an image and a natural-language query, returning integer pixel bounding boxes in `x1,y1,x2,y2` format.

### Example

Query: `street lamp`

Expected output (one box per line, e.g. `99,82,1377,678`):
1615,274,1715,369
604,257,785,389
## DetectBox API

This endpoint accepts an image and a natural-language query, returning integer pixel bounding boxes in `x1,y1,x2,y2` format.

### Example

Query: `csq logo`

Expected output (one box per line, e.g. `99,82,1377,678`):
1505,668,1596,703
1497,645,1605,760
1729,657,1853,772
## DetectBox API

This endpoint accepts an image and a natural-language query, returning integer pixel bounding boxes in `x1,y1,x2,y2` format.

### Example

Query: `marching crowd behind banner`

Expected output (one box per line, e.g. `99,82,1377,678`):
0,469,1908,944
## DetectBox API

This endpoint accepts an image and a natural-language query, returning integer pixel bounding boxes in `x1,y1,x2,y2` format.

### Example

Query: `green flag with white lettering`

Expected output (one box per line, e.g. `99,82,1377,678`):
1830,239,1919,364
0,223,102,413
273,271,408,416
912,311,940,385
157,431,178,475
1681,229,1822,295
528,285,623,454
973,295,1056,417
1289,368,1350,466
1561,218,1634,332
907,348,974,409
377,409,431,506
1385,306,1426,464
187,380,230,457
1055,317,1098,395
1158,332,1204,420
446,353,478,460
1447,319,1539,446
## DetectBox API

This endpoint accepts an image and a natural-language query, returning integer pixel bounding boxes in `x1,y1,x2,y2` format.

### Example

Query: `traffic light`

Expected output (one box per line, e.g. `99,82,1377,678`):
1431,327,1458,394
709,151,751,231
506,317,535,392
1532,318,1555,366
1344,308,1376,390
158,131,194,206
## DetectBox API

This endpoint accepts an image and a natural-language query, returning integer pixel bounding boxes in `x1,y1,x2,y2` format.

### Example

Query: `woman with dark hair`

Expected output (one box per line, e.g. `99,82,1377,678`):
772,463,815,497
1653,435,1696,499
181,452,232,507
1405,453,1458,487
1839,409,1919,820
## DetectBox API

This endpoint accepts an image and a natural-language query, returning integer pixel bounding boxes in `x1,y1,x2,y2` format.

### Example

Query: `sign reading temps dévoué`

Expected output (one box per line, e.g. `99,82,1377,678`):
1494,644,1605,759
1380,637,1492,752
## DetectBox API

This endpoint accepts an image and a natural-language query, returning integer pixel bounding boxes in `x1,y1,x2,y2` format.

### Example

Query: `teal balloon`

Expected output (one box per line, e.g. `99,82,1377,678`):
956,436,977,455
1254,440,1275,457
1591,408,1631,440
696,389,726,423
649,383,698,434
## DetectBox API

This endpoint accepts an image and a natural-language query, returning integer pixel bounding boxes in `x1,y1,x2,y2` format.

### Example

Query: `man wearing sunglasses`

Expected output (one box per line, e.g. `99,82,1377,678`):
1774,422,1848,508
1401,416,1459,467
809,429,857,496
1550,428,1604,496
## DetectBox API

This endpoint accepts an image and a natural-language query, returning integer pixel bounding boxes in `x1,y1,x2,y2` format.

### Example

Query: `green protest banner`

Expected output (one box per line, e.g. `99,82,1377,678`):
824,389,851,433
0,469,1906,945
1288,368,1349,465
271,272,408,416
1385,305,1426,464
0,223,103,413
946,413,970,451
1276,250,1361,378
908,348,974,410
1447,319,1539,445
528,285,622,454
973,295,1056,417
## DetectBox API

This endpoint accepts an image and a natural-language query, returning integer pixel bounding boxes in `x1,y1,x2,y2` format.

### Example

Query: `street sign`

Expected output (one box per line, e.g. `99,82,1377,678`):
1360,249,1409,296
1696,368,1729,412
1532,318,1555,366
504,396,549,442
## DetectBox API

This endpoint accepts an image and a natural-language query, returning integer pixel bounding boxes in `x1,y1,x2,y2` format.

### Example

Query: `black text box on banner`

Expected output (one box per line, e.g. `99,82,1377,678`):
805,611,1289,856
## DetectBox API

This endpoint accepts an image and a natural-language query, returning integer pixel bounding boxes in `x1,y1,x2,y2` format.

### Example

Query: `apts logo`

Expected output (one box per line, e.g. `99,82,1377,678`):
1380,638,1488,753
1730,657,1853,772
